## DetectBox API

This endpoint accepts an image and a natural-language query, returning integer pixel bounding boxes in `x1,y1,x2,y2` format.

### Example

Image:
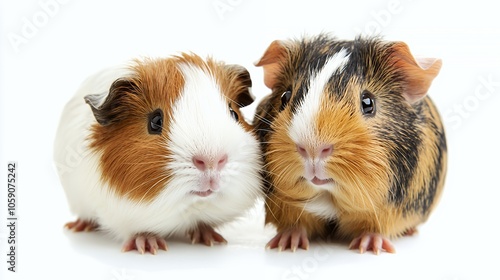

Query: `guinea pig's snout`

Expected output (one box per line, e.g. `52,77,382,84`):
192,154,228,171
191,154,228,197
296,143,333,160
296,143,335,188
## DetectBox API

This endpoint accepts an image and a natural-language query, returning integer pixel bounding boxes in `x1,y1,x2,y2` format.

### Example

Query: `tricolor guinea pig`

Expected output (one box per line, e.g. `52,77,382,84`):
53,53,263,254
253,34,447,254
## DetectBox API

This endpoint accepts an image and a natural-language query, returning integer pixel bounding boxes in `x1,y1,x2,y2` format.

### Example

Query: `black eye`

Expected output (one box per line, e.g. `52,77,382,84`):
229,106,239,122
361,90,376,116
280,90,292,111
148,109,163,134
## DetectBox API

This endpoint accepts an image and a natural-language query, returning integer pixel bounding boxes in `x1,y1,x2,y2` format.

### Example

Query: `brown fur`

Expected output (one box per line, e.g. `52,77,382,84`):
88,54,254,202
264,86,392,238
255,35,447,241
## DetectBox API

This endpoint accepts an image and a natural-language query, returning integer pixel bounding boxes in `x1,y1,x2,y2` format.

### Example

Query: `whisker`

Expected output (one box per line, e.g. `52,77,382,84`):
336,158,382,232
123,173,169,198
254,129,275,134
137,175,170,204
121,160,169,166
253,114,273,126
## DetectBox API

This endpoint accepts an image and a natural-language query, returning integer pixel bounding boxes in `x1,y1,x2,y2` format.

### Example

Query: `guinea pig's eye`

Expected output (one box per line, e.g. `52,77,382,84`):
148,109,163,135
229,106,239,122
280,90,292,111
361,90,376,116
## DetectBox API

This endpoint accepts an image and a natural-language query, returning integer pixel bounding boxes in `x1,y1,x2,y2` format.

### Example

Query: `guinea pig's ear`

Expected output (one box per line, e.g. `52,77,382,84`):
226,64,255,108
390,42,442,103
255,40,289,89
84,78,137,126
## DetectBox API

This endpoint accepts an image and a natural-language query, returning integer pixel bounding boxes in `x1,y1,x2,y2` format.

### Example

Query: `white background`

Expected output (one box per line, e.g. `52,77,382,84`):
1,1,499,279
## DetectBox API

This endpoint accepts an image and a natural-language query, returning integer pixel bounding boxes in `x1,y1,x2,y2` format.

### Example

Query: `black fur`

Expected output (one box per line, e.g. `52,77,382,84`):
403,104,447,216
84,79,138,126
254,34,446,219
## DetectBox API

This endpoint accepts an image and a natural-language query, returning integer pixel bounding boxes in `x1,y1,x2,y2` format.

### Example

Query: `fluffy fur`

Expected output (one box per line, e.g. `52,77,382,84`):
253,34,447,248
54,54,262,244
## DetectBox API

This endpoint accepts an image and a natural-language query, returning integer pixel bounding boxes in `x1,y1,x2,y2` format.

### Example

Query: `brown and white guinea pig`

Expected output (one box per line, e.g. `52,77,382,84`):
253,34,447,254
53,53,263,254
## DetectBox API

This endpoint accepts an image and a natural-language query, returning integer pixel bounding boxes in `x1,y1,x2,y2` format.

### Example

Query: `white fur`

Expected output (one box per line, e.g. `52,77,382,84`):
288,49,350,144
53,64,133,222
287,49,350,189
304,191,338,221
53,61,262,242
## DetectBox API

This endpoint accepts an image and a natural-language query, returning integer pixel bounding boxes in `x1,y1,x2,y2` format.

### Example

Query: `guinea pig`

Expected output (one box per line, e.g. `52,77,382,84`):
253,34,447,254
53,53,263,254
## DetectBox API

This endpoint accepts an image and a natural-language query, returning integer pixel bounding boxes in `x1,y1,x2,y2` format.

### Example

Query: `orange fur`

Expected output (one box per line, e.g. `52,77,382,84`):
89,54,254,202
390,42,442,103
89,58,183,202
255,35,447,244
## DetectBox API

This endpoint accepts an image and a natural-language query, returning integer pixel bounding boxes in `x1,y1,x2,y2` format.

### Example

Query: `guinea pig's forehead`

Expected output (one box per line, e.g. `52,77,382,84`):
291,49,352,106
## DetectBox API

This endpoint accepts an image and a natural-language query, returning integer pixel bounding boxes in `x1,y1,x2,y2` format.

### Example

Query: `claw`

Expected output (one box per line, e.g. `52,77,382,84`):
349,233,395,254
122,234,168,254
403,227,418,236
64,218,98,232
189,224,227,246
266,227,309,252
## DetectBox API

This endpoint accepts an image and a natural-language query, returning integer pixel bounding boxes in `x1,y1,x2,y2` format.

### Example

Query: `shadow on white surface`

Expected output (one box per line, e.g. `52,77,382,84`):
58,200,442,278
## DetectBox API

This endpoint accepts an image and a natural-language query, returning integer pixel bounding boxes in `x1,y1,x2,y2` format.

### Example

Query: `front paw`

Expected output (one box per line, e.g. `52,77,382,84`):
122,234,168,255
266,227,309,252
64,218,98,232
349,233,395,255
189,223,227,247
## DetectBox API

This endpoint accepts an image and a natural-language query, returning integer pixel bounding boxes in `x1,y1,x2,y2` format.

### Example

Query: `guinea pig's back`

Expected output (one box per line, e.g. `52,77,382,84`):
414,95,448,218
53,65,132,219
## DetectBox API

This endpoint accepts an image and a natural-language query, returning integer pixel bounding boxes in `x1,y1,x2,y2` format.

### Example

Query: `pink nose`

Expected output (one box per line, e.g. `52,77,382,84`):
296,144,333,159
193,154,228,171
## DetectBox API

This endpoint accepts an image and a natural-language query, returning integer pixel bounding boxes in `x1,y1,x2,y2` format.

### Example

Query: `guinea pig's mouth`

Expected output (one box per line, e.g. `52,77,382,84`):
310,177,334,186
191,190,213,197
